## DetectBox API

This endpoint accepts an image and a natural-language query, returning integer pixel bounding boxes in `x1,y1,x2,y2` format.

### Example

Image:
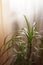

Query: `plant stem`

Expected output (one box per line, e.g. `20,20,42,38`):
26,41,32,65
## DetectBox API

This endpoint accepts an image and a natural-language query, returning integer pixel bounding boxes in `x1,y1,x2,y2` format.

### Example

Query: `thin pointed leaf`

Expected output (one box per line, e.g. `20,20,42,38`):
24,15,31,33
0,42,15,57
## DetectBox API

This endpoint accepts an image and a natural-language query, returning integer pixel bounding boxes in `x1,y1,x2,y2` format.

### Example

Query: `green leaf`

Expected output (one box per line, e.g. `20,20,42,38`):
24,15,31,33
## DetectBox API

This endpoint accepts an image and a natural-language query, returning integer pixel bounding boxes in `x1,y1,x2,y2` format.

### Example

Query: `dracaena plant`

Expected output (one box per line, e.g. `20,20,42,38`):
0,15,43,65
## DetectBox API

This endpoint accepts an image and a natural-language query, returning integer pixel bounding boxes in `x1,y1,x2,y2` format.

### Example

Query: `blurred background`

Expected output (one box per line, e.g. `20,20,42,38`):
0,0,43,45
0,0,43,65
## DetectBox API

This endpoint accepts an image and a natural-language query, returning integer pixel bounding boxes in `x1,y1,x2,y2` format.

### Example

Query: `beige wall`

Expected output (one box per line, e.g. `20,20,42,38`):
0,0,4,46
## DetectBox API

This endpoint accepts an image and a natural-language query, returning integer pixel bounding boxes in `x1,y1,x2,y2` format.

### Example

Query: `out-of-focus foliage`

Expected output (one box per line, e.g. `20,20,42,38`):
0,16,43,65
